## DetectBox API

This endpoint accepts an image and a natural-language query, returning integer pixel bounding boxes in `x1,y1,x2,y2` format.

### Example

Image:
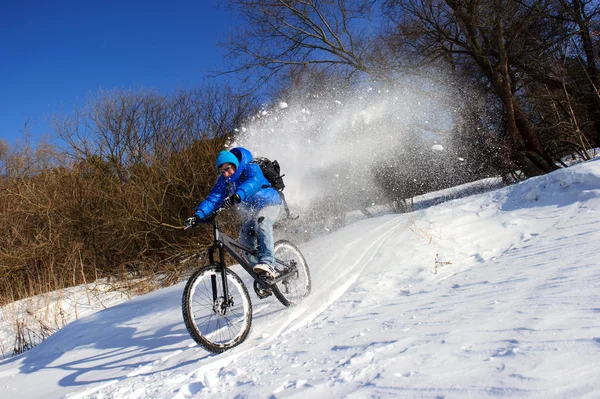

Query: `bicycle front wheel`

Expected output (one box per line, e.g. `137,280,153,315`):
182,264,252,353
272,240,311,307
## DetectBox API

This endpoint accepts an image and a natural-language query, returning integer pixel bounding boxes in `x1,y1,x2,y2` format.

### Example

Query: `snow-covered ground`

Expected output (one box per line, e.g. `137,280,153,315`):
0,282,132,359
1,159,600,398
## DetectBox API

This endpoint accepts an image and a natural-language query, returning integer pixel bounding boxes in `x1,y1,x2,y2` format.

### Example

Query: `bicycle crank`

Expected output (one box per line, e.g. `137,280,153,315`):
253,280,272,299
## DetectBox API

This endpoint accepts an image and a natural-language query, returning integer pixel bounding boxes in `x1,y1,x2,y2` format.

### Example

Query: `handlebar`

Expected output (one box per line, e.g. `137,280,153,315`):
184,207,226,230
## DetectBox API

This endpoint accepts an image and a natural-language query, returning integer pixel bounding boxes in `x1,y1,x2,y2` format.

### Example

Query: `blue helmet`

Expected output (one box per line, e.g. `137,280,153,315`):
216,150,239,170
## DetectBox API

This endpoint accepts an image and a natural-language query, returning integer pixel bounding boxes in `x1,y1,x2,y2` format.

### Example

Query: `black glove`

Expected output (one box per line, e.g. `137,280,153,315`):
185,215,201,229
221,194,241,209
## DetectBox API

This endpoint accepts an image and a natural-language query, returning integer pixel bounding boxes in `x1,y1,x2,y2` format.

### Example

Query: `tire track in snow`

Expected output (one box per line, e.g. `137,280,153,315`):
278,216,409,336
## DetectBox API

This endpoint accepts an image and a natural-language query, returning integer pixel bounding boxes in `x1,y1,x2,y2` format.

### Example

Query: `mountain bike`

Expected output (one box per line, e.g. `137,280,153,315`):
182,209,311,354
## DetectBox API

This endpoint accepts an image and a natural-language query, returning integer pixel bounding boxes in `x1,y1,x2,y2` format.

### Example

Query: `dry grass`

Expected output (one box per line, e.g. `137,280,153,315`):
0,87,256,357
0,87,252,308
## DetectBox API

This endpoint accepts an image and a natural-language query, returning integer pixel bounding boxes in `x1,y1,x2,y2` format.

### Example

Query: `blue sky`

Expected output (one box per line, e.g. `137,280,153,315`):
1,0,234,147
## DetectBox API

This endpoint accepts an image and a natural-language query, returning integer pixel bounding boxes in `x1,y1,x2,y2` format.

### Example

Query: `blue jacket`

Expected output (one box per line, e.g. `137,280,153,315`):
194,147,283,219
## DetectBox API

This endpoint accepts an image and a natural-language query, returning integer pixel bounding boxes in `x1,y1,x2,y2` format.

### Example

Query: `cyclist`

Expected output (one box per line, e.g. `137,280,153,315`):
186,147,284,278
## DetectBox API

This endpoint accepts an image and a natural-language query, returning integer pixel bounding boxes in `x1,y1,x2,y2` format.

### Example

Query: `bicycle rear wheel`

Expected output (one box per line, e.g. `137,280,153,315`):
182,264,252,353
272,240,311,307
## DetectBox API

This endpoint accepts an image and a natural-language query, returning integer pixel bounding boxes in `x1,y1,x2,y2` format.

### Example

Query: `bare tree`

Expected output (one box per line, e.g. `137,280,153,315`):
54,85,256,166
554,0,600,144
382,0,563,176
219,0,379,86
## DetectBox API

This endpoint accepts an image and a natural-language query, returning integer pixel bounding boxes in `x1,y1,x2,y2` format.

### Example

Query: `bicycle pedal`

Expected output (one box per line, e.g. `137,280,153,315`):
253,280,273,299
258,272,276,282
256,288,272,299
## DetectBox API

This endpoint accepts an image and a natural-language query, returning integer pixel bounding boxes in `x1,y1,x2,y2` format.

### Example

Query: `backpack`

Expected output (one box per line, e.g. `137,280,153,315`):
248,157,297,219
251,157,285,191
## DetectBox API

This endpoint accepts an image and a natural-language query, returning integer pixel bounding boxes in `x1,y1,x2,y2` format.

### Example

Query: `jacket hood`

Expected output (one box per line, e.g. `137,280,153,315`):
228,147,253,181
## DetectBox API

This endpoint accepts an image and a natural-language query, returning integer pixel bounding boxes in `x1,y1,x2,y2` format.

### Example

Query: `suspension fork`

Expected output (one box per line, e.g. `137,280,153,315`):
217,241,230,302
208,222,230,306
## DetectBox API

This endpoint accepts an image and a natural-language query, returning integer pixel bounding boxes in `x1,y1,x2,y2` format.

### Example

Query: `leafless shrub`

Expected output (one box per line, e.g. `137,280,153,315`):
0,85,257,307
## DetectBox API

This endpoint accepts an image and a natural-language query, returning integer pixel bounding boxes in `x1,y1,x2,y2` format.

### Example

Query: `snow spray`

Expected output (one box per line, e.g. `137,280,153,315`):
232,78,456,239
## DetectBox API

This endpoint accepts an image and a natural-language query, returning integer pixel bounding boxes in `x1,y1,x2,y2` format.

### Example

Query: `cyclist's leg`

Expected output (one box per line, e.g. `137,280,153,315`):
255,205,284,265
239,217,259,266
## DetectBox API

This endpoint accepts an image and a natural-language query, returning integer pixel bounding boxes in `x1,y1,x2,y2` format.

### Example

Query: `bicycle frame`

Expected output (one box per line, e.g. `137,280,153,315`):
206,216,298,300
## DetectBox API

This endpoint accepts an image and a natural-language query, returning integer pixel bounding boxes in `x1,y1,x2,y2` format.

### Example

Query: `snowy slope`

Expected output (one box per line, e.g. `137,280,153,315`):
1,159,600,399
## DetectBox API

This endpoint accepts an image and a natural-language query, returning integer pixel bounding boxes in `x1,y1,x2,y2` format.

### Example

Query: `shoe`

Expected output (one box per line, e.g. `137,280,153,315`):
253,263,278,279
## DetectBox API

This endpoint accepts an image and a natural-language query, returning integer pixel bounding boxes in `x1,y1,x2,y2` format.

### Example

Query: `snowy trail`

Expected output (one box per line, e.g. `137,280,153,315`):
273,216,409,336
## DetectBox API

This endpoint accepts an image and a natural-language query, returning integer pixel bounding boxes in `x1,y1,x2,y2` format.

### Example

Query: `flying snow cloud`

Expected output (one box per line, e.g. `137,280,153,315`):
232,79,456,218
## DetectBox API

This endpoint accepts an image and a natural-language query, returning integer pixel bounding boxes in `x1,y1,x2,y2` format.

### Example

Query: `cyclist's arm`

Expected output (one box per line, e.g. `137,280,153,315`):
194,177,228,219
235,163,268,201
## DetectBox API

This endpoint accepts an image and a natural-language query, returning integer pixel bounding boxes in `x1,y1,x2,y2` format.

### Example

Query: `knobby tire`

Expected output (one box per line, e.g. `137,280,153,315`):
272,240,311,307
182,264,252,353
